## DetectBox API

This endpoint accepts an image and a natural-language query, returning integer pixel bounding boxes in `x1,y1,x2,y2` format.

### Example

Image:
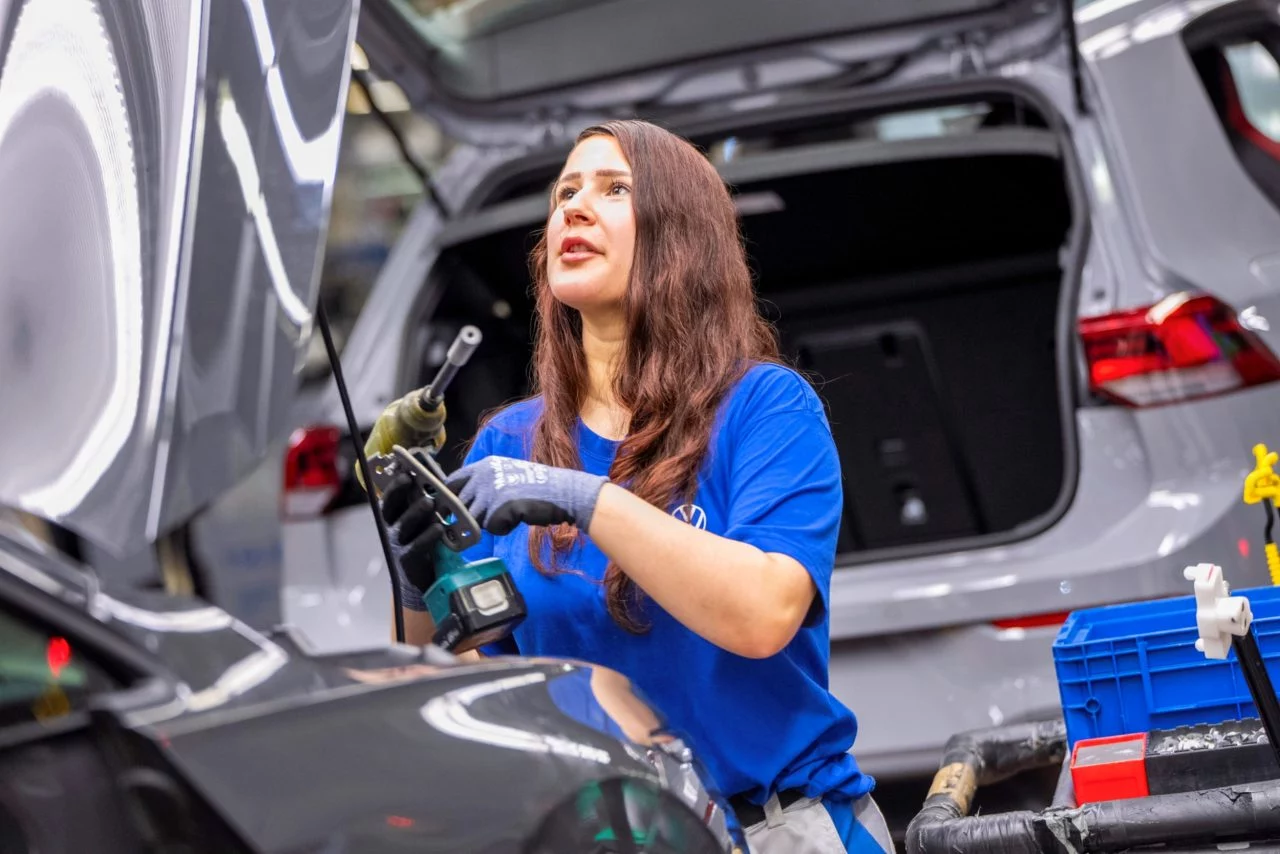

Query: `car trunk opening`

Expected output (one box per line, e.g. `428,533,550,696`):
420,129,1077,560
359,0,1084,149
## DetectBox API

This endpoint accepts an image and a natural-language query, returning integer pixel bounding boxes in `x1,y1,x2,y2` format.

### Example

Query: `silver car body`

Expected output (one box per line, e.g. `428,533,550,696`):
188,0,1280,782
0,0,357,551
0,1,744,849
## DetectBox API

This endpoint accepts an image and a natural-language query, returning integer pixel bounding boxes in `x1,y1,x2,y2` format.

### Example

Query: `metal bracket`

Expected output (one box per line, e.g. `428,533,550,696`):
369,446,481,553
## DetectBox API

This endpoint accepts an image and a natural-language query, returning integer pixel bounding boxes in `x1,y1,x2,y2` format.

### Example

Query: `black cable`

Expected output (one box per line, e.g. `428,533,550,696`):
349,67,448,220
315,302,406,644
1266,497,1276,544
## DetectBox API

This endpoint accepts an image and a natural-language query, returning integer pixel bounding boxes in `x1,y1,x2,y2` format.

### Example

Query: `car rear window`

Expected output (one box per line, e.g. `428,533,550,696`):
1224,41,1280,143
1192,27,1280,209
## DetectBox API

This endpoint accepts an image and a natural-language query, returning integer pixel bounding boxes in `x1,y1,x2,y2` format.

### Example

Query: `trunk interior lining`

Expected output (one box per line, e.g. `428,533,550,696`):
780,254,1064,552
423,145,1075,559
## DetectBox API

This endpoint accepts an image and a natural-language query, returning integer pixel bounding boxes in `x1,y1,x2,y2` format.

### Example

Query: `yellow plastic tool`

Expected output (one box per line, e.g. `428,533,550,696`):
355,392,447,490
1244,444,1280,504
1244,443,1280,585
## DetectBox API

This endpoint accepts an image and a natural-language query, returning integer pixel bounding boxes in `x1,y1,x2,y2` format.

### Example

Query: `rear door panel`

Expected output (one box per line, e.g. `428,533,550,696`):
0,0,359,557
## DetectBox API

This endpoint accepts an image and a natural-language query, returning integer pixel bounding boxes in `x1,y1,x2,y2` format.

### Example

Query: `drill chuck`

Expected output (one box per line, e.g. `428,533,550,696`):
360,326,484,487
421,325,482,407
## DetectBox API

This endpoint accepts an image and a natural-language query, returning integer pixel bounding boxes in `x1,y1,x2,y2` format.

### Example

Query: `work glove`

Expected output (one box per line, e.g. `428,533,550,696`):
446,456,609,536
380,463,448,612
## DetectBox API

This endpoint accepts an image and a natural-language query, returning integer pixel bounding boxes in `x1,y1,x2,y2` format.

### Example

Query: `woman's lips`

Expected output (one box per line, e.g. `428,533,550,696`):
560,236,601,263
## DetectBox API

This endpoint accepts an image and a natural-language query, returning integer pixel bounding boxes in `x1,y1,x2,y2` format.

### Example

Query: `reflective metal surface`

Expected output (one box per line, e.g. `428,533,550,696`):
0,2,742,845
259,0,1280,784
152,661,736,852
0,539,742,852
0,0,357,557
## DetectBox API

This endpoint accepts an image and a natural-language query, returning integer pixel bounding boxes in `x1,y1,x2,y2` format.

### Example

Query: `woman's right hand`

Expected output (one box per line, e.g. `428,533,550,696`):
379,468,446,611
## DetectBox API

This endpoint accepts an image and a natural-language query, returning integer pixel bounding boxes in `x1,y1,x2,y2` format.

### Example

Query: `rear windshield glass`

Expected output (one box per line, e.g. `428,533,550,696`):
1224,41,1280,143
1190,26,1280,210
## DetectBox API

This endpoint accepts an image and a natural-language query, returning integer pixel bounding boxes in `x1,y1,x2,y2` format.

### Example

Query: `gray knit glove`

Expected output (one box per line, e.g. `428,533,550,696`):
445,456,609,536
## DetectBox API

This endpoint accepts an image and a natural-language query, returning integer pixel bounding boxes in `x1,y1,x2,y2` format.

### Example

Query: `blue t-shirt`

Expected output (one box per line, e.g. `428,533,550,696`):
463,362,872,804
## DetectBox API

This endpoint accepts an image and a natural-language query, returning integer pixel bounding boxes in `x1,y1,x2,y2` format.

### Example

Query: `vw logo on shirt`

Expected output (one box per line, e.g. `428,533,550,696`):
671,504,707,530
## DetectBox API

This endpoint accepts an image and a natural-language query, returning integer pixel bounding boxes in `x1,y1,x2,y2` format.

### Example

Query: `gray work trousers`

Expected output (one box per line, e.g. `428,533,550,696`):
742,792,897,854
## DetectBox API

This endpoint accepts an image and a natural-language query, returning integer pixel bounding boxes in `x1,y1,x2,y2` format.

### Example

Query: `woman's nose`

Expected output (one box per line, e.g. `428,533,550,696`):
562,190,595,223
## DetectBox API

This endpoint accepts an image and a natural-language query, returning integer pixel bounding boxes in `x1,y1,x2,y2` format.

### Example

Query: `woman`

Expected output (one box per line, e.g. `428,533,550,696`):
384,119,895,853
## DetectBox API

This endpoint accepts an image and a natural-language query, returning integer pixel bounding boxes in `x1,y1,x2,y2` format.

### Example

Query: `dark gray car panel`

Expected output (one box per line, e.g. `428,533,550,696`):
0,539,741,852
145,665,686,853
0,0,356,559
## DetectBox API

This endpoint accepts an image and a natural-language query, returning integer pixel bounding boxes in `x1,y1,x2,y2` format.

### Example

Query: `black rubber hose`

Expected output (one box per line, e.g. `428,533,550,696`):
912,782,1280,853
906,719,1067,854
942,719,1069,786
908,802,1046,854
908,717,1280,853
1067,780,1280,850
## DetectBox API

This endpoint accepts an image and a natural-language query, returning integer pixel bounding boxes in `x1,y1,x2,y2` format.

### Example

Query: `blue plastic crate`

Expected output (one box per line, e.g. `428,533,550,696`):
1052,584,1280,749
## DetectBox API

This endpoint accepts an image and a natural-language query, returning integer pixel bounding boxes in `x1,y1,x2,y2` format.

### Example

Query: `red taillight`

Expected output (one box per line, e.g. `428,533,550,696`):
46,637,71,678
1079,293,1280,407
282,426,342,519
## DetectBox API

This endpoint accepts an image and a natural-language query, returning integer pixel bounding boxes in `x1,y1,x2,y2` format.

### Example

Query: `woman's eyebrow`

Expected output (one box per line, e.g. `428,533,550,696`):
556,169,632,183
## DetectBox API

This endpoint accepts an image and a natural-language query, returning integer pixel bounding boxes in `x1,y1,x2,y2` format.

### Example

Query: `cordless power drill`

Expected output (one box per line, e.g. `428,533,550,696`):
360,326,526,654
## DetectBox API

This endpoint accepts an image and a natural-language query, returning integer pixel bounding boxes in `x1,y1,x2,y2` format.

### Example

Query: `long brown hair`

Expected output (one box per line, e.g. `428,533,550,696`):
519,119,781,632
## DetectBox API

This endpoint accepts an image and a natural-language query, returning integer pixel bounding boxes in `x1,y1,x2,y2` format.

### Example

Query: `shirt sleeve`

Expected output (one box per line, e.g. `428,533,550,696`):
720,396,844,629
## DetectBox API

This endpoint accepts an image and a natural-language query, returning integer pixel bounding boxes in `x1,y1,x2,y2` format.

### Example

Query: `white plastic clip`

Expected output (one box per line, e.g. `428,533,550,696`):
1183,562,1252,660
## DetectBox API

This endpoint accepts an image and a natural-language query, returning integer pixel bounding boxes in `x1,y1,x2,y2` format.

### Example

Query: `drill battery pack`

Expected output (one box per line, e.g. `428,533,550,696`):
425,556,526,653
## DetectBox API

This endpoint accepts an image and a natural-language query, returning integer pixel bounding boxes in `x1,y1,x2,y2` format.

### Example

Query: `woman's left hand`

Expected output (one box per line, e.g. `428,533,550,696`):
446,456,609,535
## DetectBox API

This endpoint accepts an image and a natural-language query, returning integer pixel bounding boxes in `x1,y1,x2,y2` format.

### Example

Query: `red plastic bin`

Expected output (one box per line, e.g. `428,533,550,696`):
1070,732,1149,805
